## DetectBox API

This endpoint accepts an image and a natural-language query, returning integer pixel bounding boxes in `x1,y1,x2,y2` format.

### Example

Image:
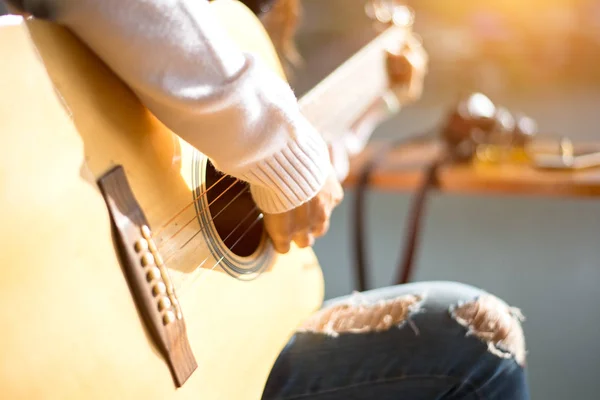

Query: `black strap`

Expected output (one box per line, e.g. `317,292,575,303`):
352,134,438,291
393,156,442,285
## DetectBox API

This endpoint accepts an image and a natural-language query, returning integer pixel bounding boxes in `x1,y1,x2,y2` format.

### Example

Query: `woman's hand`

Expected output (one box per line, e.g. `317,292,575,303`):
263,172,343,253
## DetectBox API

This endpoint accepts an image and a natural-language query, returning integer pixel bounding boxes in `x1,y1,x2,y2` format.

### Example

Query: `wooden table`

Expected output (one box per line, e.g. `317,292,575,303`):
344,140,600,198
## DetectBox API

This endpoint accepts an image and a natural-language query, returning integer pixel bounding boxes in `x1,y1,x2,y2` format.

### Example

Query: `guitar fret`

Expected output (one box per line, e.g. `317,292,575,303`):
299,25,408,141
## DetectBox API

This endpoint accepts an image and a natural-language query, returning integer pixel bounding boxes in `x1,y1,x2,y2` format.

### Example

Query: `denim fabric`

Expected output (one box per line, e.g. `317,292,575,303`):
263,281,529,399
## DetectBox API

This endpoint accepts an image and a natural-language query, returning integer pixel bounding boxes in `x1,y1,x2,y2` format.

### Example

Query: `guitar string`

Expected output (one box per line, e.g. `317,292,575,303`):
155,197,260,294
177,209,264,293
160,185,254,265
174,185,250,252
153,174,228,237
157,178,243,251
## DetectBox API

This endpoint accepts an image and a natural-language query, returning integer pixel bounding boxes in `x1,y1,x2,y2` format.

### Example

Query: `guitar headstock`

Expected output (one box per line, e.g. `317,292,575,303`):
365,0,428,109
365,0,414,28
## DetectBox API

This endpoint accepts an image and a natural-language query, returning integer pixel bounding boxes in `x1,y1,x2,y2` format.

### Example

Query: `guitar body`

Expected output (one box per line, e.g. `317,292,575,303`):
0,1,323,399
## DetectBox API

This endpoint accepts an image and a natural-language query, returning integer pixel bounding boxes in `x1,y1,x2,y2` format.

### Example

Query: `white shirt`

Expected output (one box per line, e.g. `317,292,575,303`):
13,0,332,214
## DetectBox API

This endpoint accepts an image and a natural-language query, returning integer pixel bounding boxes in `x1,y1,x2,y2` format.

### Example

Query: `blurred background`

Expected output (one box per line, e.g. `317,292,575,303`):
294,1,600,399
2,0,599,398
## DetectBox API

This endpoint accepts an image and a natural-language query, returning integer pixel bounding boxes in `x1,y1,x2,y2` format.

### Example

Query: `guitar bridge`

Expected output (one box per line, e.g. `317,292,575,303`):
97,165,197,388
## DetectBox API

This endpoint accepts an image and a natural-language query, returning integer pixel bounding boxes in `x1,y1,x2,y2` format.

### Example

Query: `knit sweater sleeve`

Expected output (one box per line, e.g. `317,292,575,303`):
16,0,331,214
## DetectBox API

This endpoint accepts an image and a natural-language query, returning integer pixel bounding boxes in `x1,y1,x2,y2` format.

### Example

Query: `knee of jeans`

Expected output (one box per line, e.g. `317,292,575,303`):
297,293,424,337
297,281,527,368
450,293,527,367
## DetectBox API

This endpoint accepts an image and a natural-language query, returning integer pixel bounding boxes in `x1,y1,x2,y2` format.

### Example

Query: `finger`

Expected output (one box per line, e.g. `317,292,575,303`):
312,218,330,238
309,195,329,220
272,239,292,254
293,231,314,248
310,204,331,238
263,212,291,237
263,213,292,253
332,184,344,205
293,203,311,234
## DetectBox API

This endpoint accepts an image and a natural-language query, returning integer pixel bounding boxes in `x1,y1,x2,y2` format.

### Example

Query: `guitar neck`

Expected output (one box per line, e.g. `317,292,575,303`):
298,24,410,143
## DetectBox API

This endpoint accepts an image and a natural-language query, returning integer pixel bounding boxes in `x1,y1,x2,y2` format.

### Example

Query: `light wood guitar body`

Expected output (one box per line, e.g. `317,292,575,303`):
0,1,323,399
0,0,420,398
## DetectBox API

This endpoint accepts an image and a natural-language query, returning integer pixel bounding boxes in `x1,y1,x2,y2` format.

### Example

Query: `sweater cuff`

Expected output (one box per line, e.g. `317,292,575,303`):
238,121,332,214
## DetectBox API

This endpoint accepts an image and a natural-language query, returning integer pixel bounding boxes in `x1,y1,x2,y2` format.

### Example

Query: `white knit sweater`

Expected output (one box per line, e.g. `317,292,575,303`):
15,0,331,214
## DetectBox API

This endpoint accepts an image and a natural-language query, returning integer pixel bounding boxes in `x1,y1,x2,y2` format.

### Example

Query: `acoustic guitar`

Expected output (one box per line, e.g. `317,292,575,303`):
0,1,422,398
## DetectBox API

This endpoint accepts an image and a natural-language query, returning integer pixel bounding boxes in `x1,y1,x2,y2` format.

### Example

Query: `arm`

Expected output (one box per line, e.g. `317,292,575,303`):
8,0,331,214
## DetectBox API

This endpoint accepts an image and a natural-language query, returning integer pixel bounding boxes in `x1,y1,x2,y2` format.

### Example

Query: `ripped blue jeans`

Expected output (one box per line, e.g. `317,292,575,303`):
262,281,529,399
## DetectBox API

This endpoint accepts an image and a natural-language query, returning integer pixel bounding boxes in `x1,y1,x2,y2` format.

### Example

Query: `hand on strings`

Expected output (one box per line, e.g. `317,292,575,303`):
263,172,343,254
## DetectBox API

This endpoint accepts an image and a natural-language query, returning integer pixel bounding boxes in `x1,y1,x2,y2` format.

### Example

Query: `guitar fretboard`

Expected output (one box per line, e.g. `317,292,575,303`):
298,25,409,143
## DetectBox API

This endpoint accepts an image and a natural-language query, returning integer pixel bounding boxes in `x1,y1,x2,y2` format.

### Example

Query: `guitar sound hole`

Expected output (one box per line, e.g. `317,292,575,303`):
204,161,264,258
